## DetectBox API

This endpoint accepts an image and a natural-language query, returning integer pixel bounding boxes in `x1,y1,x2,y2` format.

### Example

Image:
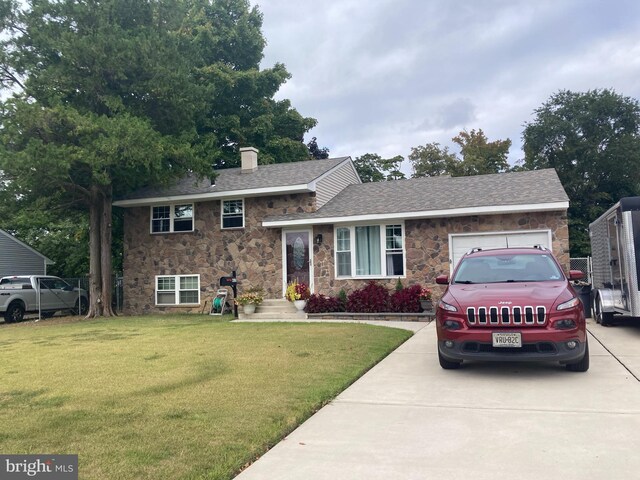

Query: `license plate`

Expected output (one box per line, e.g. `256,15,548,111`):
492,332,522,348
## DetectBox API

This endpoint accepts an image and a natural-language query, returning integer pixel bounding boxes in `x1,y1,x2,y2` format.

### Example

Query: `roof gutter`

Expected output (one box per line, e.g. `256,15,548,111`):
262,201,569,227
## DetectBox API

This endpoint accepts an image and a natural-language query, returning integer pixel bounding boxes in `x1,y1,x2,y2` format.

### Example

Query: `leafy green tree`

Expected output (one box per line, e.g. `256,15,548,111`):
409,142,458,177
522,89,640,256
354,153,406,182
410,129,511,177
0,0,316,316
183,0,316,167
452,129,511,175
307,137,330,159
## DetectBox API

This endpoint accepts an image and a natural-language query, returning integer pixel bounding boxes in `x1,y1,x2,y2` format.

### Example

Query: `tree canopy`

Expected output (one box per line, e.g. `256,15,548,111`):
522,89,640,256
408,142,458,178
354,153,405,182
410,129,511,178
306,137,330,159
0,0,317,316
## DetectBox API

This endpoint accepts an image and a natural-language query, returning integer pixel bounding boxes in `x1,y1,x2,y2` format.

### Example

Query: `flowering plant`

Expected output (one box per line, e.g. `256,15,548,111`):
285,280,310,302
419,287,432,302
235,288,264,306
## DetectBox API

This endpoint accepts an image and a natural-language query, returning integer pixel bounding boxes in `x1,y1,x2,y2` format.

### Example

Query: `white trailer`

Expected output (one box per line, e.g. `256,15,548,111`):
589,197,640,325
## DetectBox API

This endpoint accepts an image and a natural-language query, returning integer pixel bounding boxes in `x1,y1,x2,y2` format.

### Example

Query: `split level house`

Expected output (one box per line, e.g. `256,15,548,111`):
113,147,570,314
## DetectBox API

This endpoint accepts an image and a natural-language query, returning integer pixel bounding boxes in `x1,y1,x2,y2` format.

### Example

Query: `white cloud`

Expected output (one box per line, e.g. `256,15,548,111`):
254,0,640,167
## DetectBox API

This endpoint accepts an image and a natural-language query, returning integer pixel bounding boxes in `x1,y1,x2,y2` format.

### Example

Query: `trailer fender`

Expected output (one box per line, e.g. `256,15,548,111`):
593,288,616,313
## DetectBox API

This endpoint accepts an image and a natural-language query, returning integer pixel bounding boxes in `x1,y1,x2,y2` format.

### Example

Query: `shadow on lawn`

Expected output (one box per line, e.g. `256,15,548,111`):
130,360,230,398
0,388,70,408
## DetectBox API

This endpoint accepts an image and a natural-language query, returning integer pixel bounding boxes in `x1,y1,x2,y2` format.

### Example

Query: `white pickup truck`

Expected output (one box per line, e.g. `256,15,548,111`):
0,275,89,323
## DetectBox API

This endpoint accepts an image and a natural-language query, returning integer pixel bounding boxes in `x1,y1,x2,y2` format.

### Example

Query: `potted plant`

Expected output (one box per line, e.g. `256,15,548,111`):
419,287,434,313
286,280,311,311
235,287,264,314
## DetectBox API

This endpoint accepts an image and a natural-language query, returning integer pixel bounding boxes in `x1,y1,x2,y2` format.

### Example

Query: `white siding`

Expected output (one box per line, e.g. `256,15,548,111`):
0,231,48,277
316,163,360,208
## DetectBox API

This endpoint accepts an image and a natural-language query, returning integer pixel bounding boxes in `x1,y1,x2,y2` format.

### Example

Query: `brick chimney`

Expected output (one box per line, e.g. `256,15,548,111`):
240,147,258,173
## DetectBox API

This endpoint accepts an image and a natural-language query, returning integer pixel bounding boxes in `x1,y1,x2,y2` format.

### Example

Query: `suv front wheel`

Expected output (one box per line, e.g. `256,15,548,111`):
566,340,590,372
438,350,461,369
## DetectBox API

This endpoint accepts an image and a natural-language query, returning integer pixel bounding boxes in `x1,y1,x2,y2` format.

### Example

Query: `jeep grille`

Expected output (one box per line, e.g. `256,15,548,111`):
466,306,547,326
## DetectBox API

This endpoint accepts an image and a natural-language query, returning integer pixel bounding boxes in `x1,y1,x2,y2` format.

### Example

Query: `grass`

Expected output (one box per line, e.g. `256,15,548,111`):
0,315,411,479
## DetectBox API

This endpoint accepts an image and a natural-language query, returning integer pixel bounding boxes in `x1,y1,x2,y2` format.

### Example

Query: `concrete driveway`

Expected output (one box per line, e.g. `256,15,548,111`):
236,318,640,480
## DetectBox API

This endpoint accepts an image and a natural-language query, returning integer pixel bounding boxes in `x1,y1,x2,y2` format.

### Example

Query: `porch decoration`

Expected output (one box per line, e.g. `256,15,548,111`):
235,288,264,314
286,280,311,311
419,287,434,313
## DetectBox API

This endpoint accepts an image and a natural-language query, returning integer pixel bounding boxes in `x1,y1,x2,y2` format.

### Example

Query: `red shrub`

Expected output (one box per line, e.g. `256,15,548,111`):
389,284,422,313
306,294,345,313
346,282,390,313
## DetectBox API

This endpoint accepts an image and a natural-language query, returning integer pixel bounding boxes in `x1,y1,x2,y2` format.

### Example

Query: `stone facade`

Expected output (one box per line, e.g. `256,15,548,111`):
124,195,569,314
312,211,569,298
122,193,315,314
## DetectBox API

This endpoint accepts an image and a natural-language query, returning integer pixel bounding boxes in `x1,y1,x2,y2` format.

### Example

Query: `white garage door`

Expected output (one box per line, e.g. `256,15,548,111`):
450,230,551,271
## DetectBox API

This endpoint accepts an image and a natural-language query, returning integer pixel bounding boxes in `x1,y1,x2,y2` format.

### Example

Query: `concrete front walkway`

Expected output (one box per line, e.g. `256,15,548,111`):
236,318,640,480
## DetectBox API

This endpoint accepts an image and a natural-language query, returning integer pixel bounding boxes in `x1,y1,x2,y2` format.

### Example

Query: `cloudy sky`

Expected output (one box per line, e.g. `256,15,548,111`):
254,0,640,173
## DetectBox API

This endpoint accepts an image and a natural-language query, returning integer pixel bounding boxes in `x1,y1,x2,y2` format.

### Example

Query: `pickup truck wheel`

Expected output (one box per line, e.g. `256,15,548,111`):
4,302,25,323
75,297,89,316
566,340,589,372
438,350,461,369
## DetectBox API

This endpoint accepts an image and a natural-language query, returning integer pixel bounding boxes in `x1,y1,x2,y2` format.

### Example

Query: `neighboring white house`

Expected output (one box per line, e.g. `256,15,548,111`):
0,229,54,277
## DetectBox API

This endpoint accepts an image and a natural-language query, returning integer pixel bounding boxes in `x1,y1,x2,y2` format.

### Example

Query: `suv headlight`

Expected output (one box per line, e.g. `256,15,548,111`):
557,297,580,311
439,300,458,312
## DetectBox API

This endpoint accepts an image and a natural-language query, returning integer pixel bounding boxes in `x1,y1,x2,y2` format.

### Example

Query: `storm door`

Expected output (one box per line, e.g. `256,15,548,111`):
283,231,313,294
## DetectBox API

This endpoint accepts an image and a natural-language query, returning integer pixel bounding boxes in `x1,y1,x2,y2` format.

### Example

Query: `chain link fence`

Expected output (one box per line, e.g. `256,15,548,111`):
569,257,592,284
61,274,124,313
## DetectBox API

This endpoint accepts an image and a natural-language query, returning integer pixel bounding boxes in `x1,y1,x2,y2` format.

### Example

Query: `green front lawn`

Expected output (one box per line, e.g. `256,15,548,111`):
0,316,411,479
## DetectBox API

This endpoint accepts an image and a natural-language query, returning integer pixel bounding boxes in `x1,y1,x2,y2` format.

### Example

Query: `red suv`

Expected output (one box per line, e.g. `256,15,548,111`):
435,246,588,371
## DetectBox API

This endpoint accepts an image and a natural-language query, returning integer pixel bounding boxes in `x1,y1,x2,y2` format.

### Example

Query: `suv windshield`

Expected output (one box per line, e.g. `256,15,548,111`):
453,253,563,284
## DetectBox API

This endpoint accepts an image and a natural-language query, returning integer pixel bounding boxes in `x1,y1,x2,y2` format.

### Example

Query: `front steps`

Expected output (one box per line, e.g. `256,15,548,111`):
238,298,307,320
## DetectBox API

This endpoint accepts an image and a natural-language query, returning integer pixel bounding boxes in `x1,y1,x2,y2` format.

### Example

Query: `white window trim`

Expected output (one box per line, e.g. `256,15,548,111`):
221,198,245,230
149,203,195,234
334,222,406,279
155,274,201,306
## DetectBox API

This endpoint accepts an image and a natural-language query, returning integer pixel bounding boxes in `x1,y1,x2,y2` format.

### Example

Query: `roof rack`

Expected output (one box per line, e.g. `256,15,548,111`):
532,244,548,251
466,247,483,255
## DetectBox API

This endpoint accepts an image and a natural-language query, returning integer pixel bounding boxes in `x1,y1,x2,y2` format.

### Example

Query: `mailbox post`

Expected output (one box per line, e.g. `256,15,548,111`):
219,271,238,318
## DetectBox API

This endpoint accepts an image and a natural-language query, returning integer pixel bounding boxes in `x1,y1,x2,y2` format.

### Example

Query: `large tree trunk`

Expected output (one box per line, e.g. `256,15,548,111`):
86,183,116,318
100,184,115,316
87,185,103,317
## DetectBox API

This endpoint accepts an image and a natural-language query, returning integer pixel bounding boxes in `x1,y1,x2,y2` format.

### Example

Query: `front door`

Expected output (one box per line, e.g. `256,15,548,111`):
283,231,313,295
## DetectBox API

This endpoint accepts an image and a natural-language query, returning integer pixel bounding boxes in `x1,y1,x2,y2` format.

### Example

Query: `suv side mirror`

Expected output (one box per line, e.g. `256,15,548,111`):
568,270,585,281
435,274,449,285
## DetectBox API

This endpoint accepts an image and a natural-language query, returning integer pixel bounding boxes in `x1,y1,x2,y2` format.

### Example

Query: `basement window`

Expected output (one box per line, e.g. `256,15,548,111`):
156,275,200,305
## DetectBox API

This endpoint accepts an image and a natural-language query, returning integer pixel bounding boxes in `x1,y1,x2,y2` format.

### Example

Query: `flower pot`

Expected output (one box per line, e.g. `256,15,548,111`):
294,300,307,311
243,303,257,314
420,300,434,313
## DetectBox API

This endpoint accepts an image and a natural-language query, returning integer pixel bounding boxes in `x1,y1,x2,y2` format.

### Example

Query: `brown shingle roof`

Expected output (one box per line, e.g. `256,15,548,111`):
264,169,568,223
117,157,350,201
